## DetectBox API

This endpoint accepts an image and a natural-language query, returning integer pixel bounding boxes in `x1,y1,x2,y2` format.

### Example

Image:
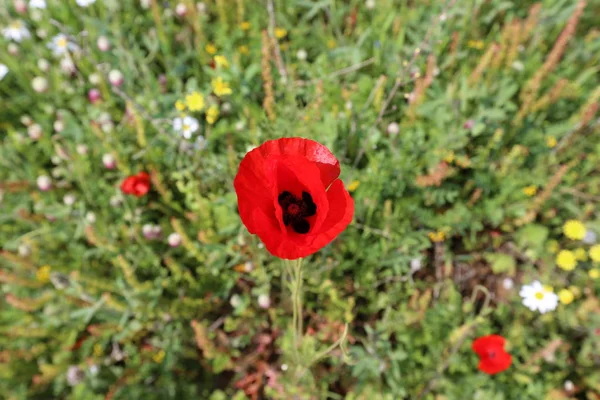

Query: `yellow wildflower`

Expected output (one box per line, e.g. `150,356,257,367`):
36,265,51,283
175,100,186,112
185,92,205,112
563,220,586,240
443,152,455,163
428,230,446,242
546,136,557,148
205,43,217,55
214,55,229,68
239,21,251,31
152,349,166,363
558,289,574,305
211,77,232,97
590,245,600,262
93,343,103,357
275,27,287,39
238,45,249,55
347,180,360,192
574,248,588,261
206,105,219,125
523,186,537,197
467,40,485,50
556,250,577,271
327,39,336,49
589,269,600,279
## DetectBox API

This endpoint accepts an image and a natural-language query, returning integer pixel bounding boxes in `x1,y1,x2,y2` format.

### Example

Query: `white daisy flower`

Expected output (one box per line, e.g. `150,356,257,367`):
2,20,31,42
29,0,47,8
47,34,79,56
76,0,96,6
0,64,8,81
519,280,559,314
173,116,199,139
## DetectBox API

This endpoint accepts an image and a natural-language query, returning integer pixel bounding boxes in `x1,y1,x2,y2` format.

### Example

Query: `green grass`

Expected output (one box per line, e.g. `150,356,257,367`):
1,0,600,399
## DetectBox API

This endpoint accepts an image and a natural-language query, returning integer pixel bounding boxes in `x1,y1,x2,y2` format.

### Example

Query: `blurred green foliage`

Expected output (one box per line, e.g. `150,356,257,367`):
1,0,600,399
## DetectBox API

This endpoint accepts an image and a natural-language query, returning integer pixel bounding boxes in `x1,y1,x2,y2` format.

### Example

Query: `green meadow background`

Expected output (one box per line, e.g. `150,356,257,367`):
1,0,600,399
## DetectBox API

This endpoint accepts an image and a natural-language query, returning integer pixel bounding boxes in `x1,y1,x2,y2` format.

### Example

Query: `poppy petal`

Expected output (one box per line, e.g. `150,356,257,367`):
307,179,354,249
472,335,505,356
257,138,340,187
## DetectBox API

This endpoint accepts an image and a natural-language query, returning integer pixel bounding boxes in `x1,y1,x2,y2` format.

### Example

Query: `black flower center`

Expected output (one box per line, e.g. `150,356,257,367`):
278,191,317,234
488,351,496,359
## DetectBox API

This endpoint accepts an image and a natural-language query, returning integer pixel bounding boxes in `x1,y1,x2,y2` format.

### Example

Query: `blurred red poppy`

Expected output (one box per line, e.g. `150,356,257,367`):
120,172,151,197
234,138,354,259
472,334,512,375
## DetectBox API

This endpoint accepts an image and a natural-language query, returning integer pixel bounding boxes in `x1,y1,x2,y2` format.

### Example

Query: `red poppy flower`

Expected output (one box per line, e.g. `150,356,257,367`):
472,334,512,375
120,172,151,197
233,138,354,259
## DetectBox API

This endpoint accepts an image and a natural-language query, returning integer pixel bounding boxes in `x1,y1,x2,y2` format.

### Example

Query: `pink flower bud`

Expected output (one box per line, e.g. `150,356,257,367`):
76,144,88,155
175,3,187,17
32,76,48,93
28,123,43,140
258,294,271,309
37,175,52,191
463,119,475,130
53,119,64,133
167,233,182,247
14,0,27,14
97,36,110,52
8,43,19,56
88,88,101,104
102,153,116,169
108,69,123,87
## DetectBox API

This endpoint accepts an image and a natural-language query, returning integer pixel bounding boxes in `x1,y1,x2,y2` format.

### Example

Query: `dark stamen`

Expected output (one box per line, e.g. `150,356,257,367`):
278,191,317,234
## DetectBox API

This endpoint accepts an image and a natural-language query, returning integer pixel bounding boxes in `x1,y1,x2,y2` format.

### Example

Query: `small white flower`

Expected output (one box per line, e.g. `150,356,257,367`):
167,233,182,247
173,116,199,139
102,153,116,169
258,294,271,309
63,193,76,206
89,73,101,85
3,20,31,42
108,69,123,87
60,57,76,73
97,36,110,52
37,58,50,72
29,0,47,8
66,366,84,386
48,34,78,56
365,0,376,10
76,144,88,155
37,175,52,191
583,230,597,244
76,0,96,6
235,120,245,131
18,243,31,257
0,64,8,81
296,49,307,61
519,280,558,314
32,76,48,93
85,212,96,223
53,119,64,132
387,122,400,135
410,258,421,271
175,3,187,17
512,61,524,72
28,123,43,139
502,277,514,290
230,294,242,308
